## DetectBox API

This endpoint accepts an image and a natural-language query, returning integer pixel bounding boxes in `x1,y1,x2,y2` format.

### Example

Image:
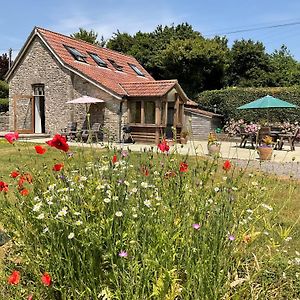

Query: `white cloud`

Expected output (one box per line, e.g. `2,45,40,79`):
50,5,185,39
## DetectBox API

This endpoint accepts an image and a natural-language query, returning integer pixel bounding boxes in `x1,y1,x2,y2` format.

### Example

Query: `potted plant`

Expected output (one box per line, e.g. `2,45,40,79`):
207,132,221,156
257,135,273,160
180,130,189,144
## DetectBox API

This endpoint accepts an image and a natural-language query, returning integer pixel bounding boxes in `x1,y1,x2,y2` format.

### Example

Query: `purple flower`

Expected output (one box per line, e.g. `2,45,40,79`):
67,152,74,158
121,150,128,157
192,223,201,230
118,179,124,184
118,250,128,258
228,234,235,241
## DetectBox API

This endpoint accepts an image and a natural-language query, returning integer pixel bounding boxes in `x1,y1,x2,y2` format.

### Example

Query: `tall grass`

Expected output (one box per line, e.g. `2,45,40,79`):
0,141,299,299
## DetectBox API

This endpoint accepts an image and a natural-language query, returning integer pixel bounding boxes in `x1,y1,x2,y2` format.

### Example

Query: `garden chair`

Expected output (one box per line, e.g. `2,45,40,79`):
239,127,256,148
81,122,103,142
277,127,300,151
61,122,78,141
257,127,271,147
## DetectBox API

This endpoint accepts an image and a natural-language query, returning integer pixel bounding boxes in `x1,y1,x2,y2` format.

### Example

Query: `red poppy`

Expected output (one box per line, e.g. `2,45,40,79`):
41,272,51,286
53,163,64,171
27,294,33,300
8,270,20,285
20,189,29,196
46,134,69,152
158,139,170,152
141,166,149,176
35,145,47,154
0,181,8,192
223,160,231,171
4,132,19,144
10,170,20,178
179,162,188,172
112,154,117,164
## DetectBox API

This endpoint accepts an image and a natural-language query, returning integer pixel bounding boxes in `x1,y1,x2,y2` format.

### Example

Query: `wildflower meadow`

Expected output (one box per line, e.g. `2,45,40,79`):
0,133,299,299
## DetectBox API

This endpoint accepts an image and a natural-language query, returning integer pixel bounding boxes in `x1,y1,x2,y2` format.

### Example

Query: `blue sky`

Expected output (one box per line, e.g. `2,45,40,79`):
1,0,300,60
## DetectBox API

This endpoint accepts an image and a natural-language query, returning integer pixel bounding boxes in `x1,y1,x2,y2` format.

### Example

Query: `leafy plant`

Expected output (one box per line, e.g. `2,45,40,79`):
207,131,220,145
0,98,9,112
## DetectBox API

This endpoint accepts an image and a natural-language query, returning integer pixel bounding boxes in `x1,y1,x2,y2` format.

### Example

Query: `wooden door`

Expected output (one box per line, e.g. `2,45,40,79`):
14,96,34,133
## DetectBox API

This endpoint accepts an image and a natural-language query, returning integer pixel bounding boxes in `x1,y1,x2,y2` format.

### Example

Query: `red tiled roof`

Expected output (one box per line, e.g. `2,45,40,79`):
36,27,155,96
120,80,177,97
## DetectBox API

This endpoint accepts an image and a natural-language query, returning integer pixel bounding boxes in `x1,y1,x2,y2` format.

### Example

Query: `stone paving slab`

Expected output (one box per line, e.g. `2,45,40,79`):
3,136,300,179
19,138,300,163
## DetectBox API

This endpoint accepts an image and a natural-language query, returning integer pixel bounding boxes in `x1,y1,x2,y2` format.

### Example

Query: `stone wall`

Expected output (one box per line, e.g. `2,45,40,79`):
8,35,123,141
0,112,9,131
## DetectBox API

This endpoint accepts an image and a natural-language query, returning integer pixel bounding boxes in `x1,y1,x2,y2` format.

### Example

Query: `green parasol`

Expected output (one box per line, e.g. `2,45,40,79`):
237,95,298,110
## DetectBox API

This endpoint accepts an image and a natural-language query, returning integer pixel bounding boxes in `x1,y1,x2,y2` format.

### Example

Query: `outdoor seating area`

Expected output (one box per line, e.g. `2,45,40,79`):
222,95,300,151
61,122,103,142
224,119,300,151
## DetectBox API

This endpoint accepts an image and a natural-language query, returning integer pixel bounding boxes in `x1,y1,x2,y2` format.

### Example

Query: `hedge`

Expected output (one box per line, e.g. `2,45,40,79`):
0,80,8,99
0,98,9,112
196,86,300,123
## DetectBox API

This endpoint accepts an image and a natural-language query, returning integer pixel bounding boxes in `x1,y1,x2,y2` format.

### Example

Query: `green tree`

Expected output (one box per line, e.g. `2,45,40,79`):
71,28,101,46
161,37,228,97
106,23,203,78
0,53,9,80
106,30,135,53
0,80,9,98
269,45,300,86
227,39,272,87
106,23,227,96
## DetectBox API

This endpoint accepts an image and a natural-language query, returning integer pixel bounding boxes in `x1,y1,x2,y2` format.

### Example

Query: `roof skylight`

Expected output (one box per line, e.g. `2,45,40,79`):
89,53,107,67
108,59,123,72
129,63,144,76
64,45,86,62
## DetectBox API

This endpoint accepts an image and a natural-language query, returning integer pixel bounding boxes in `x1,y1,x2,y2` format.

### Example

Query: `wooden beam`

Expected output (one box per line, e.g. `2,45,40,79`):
164,101,168,126
127,101,131,123
174,93,180,127
155,100,161,125
141,101,145,124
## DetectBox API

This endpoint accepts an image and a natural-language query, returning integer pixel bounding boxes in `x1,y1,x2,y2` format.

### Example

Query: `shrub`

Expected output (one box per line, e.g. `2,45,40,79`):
0,80,8,99
0,98,9,112
196,86,300,122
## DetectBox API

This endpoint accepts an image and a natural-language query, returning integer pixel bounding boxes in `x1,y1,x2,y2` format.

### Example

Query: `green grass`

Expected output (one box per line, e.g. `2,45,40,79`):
0,138,299,299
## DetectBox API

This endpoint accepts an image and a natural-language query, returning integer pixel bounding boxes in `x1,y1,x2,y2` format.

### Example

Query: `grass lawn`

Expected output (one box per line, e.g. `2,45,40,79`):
0,138,299,299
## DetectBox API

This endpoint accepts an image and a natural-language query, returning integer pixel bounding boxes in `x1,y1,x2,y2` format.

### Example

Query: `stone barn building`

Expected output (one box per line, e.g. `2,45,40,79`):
5,27,221,143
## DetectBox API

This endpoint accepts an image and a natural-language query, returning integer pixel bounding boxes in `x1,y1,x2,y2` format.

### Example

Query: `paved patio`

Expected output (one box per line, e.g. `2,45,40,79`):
18,137,300,163
1,134,299,178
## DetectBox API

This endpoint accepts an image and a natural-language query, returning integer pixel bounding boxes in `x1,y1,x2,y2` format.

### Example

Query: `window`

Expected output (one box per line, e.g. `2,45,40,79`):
129,63,144,76
108,59,123,72
33,85,44,96
144,101,155,124
129,101,141,123
89,53,107,67
32,84,46,133
64,45,86,62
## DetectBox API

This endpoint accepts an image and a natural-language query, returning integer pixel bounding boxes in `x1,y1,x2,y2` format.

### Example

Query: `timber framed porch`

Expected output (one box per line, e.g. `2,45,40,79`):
126,92,185,144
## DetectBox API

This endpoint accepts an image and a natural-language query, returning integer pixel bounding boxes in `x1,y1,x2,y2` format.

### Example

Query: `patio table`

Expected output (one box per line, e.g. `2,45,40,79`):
239,132,256,148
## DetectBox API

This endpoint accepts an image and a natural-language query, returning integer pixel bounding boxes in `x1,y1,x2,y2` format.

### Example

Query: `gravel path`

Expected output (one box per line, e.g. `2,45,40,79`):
232,159,300,180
